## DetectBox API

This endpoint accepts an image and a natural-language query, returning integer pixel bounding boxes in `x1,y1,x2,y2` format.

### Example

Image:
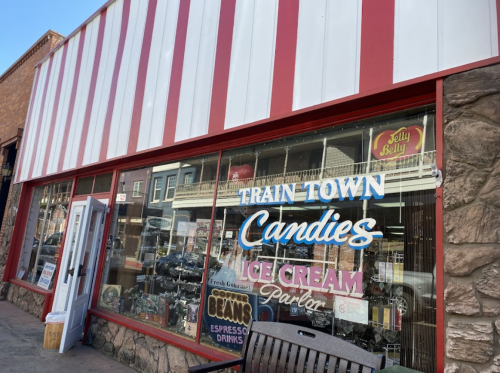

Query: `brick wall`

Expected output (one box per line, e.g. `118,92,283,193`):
0,30,64,297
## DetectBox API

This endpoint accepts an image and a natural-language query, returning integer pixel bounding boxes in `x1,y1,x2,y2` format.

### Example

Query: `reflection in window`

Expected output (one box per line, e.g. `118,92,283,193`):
17,181,72,289
133,181,143,197
152,178,162,202
98,155,219,340
165,176,177,200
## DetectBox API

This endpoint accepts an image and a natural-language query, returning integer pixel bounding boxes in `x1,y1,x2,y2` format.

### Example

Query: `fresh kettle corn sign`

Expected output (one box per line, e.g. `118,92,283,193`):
372,126,423,160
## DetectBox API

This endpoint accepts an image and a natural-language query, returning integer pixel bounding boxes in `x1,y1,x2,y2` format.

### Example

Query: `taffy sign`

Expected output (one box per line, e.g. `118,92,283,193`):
372,126,423,160
237,175,385,250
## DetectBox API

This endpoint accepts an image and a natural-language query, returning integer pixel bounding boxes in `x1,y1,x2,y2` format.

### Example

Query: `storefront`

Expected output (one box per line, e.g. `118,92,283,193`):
3,1,500,372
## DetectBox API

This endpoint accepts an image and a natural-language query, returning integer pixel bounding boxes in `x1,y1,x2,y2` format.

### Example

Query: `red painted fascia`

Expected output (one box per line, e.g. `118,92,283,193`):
435,78,445,373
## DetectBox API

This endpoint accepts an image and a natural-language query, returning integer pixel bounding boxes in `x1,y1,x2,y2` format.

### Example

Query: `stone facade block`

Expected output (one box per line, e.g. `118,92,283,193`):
445,246,500,276
447,321,494,364
445,282,481,316
444,161,488,210
444,118,500,169
476,267,500,300
444,203,500,244
5,283,44,319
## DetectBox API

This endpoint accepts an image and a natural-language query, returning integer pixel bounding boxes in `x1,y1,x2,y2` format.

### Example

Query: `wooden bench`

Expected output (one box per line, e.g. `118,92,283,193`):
188,320,386,373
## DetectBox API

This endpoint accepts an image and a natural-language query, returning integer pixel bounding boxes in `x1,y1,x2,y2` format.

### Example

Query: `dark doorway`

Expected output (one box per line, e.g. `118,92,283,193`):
0,143,17,227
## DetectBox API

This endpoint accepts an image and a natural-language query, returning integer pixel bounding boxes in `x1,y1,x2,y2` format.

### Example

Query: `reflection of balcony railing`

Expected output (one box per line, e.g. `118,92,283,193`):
173,151,436,201
175,180,217,200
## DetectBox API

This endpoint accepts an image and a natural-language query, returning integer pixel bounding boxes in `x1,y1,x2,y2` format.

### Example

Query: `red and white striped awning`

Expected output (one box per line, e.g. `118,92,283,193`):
16,0,499,183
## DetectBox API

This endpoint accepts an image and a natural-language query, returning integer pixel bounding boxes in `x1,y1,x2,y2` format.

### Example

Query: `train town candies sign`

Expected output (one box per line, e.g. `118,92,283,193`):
237,175,385,250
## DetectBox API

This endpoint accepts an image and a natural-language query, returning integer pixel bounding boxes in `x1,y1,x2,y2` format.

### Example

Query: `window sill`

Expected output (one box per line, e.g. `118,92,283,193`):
10,278,53,296
88,308,238,363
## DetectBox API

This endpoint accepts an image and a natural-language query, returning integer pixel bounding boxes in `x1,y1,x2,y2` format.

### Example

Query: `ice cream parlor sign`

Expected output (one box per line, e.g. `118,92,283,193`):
236,175,386,308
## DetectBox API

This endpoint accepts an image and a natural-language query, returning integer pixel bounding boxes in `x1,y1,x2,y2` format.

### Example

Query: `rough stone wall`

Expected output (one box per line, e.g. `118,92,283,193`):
6,282,44,319
0,183,22,299
87,316,235,373
443,64,500,373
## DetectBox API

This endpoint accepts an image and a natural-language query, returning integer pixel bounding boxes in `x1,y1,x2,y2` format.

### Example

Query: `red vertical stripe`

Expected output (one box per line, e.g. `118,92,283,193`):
127,0,159,155
42,42,70,176
99,0,132,163
270,0,299,117
358,0,395,92
207,0,236,135
77,9,108,168
162,0,191,146
27,56,55,179
435,79,444,373
15,69,41,183
58,27,87,173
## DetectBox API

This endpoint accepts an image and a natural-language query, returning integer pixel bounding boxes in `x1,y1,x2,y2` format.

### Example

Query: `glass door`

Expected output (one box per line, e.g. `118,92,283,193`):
56,197,107,353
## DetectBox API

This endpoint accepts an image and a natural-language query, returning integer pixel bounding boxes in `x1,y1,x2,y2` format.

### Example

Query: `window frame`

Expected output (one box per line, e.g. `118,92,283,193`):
164,175,177,201
132,180,143,198
152,177,163,202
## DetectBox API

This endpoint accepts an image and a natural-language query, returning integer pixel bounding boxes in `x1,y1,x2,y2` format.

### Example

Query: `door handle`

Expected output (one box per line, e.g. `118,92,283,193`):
68,265,86,277
77,264,86,277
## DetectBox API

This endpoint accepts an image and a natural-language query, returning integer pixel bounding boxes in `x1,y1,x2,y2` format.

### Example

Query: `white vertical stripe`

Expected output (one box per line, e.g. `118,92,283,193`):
439,0,498,70
293,0,362,111
224,0,278,130
20,63,48,181
63,16,100,170
175,0,221,142
47,35,79,175
15,68,40,181
107,0,148,159
393,0,438,83
32,51,63,178
84,1,122,165
137,0,180,152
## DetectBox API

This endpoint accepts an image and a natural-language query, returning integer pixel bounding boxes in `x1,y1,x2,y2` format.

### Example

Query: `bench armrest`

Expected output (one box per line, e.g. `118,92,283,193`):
188,358,245,373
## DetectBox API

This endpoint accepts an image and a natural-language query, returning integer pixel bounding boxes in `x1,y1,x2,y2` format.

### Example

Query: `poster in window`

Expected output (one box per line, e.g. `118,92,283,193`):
99,285,122,310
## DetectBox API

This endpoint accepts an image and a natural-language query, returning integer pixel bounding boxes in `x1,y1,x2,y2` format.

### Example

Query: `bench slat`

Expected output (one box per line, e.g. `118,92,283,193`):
268,338,282,372
362,366,373,373
277,341,290,373
252,335,267,372
326,356,337,373
287,344,299,373
296,346,308,372
338,359,349,373
306,350,317,373
351,362,360,373
316,353,327,373
245,333,259,373
261,335,274,373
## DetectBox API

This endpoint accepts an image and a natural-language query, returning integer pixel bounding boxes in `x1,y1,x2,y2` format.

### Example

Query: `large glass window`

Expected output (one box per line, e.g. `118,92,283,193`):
98,155,219,340
203,107,437,372
97,106,437,372
17,181,72,289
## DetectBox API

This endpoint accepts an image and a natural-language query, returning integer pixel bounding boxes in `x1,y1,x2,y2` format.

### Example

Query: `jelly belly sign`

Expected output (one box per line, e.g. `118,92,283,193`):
372,126,423,160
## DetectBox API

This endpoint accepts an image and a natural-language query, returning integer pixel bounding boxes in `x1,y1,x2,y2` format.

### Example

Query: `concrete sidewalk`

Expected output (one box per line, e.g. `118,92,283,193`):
0,300,136,373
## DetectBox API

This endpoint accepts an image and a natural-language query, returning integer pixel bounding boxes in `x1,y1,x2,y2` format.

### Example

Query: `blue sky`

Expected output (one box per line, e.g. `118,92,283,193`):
0,0,107,75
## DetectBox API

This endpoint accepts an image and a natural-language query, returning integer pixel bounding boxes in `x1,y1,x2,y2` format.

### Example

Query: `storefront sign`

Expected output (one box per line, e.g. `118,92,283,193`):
334,295,369,325
204,285,273,350
37,262,56,290
116,193,126,202
372,126,423,160
236,176,385,250
146,217,171,230
237,175,385,206
177,221,197,237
